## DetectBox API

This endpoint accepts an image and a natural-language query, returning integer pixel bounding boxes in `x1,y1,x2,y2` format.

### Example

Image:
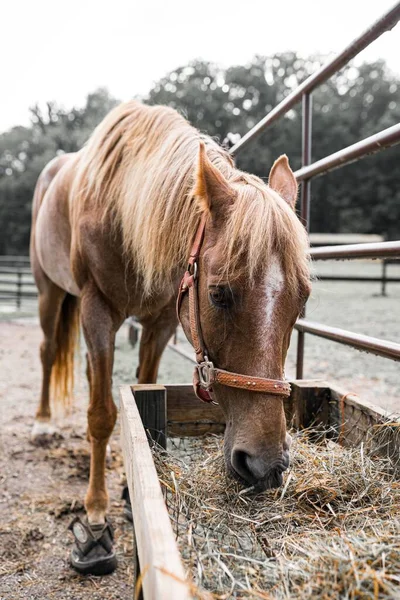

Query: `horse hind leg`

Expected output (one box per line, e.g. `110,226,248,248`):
137,309,178,383
31,280,67,440
32,278,80,440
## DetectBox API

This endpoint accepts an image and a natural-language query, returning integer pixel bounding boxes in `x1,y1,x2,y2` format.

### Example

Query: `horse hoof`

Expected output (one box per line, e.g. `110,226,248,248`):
69,517,117,576
31,420,60,442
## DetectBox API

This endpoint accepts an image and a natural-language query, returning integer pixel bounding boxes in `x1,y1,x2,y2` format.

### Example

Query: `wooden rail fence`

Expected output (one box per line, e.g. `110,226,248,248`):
0,256,37,309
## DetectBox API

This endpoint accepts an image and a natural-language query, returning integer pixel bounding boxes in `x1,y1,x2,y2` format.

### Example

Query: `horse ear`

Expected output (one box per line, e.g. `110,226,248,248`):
269,155,298,209
194,141,234,213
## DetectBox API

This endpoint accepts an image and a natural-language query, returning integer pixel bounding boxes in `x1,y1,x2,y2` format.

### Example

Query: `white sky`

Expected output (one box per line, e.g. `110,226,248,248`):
2,0,400,133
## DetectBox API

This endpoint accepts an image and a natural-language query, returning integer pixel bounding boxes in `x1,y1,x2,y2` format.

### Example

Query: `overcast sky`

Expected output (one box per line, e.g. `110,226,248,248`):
2,0,399,133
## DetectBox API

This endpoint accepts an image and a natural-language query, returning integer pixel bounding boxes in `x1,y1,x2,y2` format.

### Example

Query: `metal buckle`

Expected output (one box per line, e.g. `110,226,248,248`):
188,261,198,280
196,360,215,390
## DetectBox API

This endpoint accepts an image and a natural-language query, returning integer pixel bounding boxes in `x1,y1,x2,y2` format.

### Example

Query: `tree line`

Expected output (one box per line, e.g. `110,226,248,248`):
0,53,399,255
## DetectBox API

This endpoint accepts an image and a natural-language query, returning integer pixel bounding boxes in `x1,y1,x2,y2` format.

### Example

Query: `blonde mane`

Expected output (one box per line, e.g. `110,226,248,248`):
73,101,310,296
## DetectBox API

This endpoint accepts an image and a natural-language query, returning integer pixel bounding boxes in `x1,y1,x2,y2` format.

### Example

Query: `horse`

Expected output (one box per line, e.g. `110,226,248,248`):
30,100,311,574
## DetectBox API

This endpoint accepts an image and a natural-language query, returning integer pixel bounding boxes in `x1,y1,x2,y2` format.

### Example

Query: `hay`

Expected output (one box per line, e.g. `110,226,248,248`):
152,430,400,599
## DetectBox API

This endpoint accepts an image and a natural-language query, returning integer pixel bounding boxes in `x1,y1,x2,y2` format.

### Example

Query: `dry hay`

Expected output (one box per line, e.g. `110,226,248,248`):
152,429,400,600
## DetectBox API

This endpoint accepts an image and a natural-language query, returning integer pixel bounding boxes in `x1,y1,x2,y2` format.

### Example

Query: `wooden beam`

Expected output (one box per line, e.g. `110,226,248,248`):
328,385,400,459
165,381,333,436
120,386,190,600
165,384,225,436
289,380,331,430
132,384,167,449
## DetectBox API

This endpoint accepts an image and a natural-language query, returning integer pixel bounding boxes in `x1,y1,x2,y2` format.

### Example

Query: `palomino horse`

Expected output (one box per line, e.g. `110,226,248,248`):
30,101,311,574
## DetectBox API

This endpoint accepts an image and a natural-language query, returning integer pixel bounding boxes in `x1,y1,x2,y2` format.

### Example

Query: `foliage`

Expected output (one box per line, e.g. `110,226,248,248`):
147,54,400,239
0,89,118,254
0,55,399,255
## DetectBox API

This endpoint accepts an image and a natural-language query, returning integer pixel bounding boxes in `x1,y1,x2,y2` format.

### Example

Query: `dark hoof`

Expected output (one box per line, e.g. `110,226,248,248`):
68,516,117,575
122,485,133,522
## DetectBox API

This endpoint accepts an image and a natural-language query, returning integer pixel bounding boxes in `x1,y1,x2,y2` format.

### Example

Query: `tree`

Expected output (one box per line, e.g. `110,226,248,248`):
0,55,399,256
146,54,400,239
0,88,119,254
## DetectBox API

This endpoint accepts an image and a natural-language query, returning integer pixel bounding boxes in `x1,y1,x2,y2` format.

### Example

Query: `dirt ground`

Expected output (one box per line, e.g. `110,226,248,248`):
0,264,399,599
0,321,138,600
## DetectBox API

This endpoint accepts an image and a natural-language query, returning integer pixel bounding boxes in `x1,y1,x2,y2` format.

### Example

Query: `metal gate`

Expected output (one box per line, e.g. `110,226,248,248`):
229,3,400,378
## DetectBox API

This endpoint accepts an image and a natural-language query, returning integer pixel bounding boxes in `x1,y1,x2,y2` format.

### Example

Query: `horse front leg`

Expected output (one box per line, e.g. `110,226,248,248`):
69,283,122,575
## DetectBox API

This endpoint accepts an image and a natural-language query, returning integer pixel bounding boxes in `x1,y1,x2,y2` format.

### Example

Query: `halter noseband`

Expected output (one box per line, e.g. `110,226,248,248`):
176,215,291,403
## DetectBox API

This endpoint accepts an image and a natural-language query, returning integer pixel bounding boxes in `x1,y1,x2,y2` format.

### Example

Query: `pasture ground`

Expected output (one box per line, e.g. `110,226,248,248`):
0,261,399,599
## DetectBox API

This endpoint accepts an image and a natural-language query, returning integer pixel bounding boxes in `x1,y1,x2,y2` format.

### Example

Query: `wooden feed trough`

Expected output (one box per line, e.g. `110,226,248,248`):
119,381,400,599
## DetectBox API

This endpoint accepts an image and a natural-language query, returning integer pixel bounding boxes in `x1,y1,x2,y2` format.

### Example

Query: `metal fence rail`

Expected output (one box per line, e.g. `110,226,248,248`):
230,3,400,378
295,319,400,362
294,124,400,182
230,3,400,157
310,241,400,260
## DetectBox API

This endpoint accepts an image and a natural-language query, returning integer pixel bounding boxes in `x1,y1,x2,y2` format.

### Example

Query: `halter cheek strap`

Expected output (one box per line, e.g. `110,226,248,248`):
176,215,291,403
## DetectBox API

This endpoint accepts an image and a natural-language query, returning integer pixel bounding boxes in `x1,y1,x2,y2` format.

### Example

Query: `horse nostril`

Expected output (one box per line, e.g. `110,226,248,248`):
231,449,257,483
231,449,270,483
231,448,290,487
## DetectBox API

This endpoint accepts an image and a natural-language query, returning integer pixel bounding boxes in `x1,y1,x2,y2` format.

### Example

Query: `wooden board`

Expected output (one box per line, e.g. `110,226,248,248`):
120,380,400,599
132,384,167,449
328,385,400,460
164,380,400,451
120,386,190,600
165,380,331,436
165,383,225,436
289,380,331,429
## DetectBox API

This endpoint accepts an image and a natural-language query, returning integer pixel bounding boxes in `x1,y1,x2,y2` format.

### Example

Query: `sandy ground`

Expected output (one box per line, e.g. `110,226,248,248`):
0,322,136,600
0,318,195,600
0,263,399,599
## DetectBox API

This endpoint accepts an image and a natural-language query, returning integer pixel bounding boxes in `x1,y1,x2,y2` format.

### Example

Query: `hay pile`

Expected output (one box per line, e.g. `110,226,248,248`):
152,430,400,599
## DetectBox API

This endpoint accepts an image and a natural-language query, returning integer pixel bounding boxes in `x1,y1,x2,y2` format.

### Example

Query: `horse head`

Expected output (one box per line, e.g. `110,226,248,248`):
179,143,311,490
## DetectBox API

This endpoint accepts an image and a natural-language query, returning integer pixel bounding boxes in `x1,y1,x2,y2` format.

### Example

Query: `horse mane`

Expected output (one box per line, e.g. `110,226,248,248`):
73,100,310,297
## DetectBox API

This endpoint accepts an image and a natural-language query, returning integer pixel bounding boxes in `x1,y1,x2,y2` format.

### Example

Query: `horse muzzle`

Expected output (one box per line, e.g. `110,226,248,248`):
230,447,290,490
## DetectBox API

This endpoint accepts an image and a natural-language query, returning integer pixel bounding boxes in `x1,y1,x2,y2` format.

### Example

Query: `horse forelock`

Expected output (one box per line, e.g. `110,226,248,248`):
72,100,310,298
221,173,311,297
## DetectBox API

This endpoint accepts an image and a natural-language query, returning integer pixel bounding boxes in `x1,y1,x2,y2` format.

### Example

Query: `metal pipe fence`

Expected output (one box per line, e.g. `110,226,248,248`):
295,319,400,362
230,3,400,157
310,241,400,260
229,3,400,378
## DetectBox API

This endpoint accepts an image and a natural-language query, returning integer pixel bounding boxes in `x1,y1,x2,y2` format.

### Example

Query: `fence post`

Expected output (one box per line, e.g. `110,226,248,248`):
381,259,388,296
133,385,167,449
16,270,22,310
296,92,312,379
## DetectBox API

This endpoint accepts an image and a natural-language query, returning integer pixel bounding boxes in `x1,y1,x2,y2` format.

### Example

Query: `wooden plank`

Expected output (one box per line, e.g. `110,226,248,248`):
120,386,190,600
165,380,399,456
328,385,400,460
165,380,332,436
289,380,331,430
165,384,225,436
132,384,167,449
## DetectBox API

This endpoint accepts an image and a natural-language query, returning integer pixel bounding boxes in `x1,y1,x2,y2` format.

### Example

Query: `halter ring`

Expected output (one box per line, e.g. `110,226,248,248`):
196,360,215,390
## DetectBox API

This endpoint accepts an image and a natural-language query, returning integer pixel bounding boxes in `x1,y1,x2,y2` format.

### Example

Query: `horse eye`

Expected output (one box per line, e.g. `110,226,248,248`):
209,286,229,308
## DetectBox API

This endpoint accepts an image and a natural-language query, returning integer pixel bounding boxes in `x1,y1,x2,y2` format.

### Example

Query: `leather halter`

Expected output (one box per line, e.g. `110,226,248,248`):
176,215,291,403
